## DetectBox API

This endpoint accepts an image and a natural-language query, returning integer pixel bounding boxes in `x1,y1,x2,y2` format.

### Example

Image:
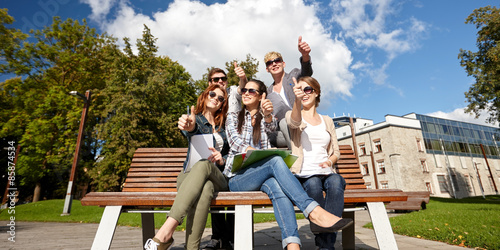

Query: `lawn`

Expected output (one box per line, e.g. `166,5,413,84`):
383,195,500,249
1,196,499,249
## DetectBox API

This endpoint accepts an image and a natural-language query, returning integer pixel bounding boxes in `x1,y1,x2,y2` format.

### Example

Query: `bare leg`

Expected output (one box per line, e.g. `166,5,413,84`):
154,217,179,243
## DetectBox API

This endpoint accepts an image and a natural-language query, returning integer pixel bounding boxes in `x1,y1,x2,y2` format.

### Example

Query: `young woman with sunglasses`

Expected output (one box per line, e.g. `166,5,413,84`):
286,76,347,250
145,85,229,250
224,79,352,250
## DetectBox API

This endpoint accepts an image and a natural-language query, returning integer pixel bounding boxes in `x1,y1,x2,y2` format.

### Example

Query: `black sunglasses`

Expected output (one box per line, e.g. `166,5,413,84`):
241,88,259,96
303,86,314,94
265,57,283,67
209,91,225,103
211,76,227,82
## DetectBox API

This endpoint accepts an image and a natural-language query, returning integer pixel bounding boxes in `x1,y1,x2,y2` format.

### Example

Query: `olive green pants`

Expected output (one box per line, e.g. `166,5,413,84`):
168,160,228,250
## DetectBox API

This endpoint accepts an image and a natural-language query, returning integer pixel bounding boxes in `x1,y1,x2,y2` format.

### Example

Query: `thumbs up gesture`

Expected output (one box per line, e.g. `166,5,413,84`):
178,105,196,132
260,92,273,118
234,62,247,80
292,77,305,102
298,36,311,62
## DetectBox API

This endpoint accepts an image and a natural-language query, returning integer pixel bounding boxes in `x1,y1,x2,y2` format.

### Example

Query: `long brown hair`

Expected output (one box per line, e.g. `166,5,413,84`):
195,84,228,132
237,79,267,145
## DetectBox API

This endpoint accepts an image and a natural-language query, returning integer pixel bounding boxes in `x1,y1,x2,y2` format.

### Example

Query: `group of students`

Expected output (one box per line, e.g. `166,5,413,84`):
144,36,352,250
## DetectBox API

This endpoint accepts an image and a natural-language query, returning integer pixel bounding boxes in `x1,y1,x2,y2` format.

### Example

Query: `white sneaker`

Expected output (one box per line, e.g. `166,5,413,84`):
144,237,174,250
144,238,159,250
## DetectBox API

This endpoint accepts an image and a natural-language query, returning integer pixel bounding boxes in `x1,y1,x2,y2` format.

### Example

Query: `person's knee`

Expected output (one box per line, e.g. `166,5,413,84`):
325,175,346,192
261,178,286,199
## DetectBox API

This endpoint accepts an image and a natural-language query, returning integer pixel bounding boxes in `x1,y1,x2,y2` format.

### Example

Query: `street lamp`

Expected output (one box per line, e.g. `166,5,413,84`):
62,90,91,216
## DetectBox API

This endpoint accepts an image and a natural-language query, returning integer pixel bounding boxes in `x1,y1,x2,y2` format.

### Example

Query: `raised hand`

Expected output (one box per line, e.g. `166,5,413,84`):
178,105,196,132
260,92,273,117
234,62,246,80
298,36,311,56
292,77,305,101
207,147,224,165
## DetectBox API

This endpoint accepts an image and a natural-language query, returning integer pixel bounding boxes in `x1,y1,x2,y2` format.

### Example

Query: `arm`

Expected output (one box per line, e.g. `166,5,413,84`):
234,62,248,94
290,77,304,124
298,36,313,77
225,112,252,153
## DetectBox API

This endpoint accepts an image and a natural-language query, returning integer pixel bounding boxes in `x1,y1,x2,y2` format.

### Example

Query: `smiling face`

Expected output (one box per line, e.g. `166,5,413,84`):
241,81,262,107
297,80,318,108
205,87,225,112
209,72,228,89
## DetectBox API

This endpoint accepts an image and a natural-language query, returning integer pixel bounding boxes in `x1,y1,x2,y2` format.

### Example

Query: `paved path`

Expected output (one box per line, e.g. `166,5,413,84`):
1,210,469,249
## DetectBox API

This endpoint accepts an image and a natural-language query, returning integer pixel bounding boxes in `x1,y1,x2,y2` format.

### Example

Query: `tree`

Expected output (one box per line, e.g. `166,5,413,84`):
459,6,500,125
0,12,118,201
90,26,197,191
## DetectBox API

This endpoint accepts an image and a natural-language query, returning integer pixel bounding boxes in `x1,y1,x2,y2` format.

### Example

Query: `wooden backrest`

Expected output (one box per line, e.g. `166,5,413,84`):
122,145,365,192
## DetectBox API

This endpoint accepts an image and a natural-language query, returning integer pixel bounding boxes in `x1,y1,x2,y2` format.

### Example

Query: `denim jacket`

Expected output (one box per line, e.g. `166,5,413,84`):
182,114,230,172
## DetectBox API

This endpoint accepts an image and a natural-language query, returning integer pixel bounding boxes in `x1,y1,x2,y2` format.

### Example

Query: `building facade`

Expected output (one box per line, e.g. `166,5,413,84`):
334,113,500,198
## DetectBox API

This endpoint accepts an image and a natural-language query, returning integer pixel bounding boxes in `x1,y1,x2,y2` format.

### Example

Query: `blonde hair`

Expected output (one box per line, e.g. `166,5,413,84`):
264,51,282,64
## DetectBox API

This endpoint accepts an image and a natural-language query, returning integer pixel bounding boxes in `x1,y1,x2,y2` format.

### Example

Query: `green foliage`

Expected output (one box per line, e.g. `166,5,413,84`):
90,25,197,191
0,12,118,201
459,6,500,125
383,196,500,249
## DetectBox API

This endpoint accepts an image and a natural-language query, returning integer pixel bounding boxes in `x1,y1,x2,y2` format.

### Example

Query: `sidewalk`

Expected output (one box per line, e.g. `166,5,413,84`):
1,210,469,249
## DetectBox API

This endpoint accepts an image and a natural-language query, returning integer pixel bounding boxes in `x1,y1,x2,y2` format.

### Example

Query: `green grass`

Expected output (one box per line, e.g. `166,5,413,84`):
367,195,500,249
0,199,303,230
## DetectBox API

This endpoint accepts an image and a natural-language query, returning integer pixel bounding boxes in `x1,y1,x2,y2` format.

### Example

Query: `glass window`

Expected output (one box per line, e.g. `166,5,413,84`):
377,160,386,174
437,175,449,193
374,140,382,153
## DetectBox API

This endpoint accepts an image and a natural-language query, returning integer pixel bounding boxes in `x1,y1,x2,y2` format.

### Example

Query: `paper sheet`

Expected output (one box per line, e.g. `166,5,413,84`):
185,134,213,172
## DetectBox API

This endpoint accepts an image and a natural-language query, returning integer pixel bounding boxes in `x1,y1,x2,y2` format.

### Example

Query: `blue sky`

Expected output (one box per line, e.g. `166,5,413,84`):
2,0,499,127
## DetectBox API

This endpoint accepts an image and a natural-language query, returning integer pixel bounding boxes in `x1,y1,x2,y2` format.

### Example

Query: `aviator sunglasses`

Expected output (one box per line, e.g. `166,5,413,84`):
211,76,228,82
265,57,283,67
303,86,314,94
241,88,259,96
209,91,225,103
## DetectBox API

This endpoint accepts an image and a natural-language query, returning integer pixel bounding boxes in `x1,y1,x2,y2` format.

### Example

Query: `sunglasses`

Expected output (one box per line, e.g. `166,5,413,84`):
209,91,225,103
241,88,259,96
211,76,227,82
303,86,314,94
265,57,283,67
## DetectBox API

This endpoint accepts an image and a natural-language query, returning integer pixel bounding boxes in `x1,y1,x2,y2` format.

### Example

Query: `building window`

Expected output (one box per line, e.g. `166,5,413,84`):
421,159,429,172
377,160,386,174
425,182,433,194
381,181,389,189
359,143,366,156
360,162,369,176
437,175,449,194
465,175,472,193
365,182,372,189
374,139,382,153
416,138,424,152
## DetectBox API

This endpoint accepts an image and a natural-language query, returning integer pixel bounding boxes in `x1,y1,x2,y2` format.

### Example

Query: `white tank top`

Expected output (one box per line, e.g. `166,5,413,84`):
296,115,334,177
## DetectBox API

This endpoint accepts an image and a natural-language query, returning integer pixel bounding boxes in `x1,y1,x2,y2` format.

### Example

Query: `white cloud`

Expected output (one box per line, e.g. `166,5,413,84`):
80,0,118,22
329,0,428,87
83,0,355,102
426,108,498,128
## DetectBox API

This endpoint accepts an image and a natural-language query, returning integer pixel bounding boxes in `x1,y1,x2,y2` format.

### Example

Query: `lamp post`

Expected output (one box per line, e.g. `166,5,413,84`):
62,90,91,216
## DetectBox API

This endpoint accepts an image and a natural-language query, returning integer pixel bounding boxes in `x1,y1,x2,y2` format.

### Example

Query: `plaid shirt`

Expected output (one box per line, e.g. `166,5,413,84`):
223,110,277,177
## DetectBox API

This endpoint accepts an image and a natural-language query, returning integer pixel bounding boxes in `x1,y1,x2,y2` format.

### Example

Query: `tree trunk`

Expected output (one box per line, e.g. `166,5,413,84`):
33,182,41,202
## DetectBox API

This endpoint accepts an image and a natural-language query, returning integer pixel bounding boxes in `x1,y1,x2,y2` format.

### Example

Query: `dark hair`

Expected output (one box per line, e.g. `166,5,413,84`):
208,68,226,82
237,79,268,145
195,84,228,132
297,76,321,107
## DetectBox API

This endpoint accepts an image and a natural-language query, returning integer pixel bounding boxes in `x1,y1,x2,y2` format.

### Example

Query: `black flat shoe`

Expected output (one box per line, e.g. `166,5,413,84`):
310,218,354,234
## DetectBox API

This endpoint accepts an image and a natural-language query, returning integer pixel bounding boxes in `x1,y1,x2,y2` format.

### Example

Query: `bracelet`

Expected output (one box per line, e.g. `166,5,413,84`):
327,159,333,167
264,113,273,119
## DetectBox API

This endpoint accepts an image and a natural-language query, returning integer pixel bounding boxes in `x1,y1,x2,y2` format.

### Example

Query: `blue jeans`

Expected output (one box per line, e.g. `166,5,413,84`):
228,156,319,249
297,174,346,250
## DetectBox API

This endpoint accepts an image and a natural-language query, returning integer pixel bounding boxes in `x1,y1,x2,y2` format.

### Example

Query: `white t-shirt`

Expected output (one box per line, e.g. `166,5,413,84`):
296,115,334,177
